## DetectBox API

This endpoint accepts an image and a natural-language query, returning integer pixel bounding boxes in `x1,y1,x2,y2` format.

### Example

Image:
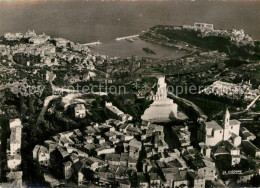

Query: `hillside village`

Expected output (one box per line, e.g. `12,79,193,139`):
0,23,260,187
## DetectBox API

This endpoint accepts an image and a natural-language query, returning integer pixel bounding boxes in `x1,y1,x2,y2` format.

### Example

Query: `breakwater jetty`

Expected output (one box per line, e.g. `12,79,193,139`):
115,35,139,41
83,41,101,46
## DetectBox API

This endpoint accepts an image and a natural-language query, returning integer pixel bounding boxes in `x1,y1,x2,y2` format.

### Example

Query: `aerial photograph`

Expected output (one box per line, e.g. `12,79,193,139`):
0,0,260,187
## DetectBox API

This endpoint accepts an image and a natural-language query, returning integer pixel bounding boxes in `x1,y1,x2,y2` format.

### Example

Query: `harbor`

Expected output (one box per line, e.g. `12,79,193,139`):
91,37,187,59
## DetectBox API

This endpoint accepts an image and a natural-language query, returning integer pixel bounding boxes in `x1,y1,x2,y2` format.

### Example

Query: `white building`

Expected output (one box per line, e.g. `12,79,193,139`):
240,127,256,141
7,119,23,172
96,147,115,156
4,32,23,41
7,154,22,170
105,102,132,122
227,142,241,166
33,145,41,159
199,120,223,147
199,143,211,158
141,77,178,122
194,23,214,30
6,171,23,186
33,145,50,166
74,104,86,118
9,119,23,156
121,134,134,142
198,158,217,181
29,34,50,45
199,109,241,147
129,139,142,160
222,109,241,146
54,38,69,48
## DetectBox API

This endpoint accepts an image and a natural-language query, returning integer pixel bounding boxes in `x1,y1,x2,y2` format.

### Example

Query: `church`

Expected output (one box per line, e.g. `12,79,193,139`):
141,77,178,122
198,109,241,147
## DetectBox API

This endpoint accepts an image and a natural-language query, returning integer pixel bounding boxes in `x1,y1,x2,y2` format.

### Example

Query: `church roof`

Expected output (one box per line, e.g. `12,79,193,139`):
205,121,223,130
229,120,240,126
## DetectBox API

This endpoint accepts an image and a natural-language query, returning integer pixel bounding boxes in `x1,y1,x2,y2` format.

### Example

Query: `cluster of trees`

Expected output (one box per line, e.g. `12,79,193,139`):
13,53,41,66
1,37,28,46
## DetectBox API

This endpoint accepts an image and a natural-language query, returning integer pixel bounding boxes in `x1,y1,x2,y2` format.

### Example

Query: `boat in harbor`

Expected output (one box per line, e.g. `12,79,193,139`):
143,47,156,54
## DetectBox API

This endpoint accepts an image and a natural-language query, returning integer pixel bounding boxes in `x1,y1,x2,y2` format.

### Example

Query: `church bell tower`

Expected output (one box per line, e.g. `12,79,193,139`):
223,108,230,141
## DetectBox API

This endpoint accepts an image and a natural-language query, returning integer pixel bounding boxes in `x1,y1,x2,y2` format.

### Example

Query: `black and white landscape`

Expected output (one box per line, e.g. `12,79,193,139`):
0,0,260,187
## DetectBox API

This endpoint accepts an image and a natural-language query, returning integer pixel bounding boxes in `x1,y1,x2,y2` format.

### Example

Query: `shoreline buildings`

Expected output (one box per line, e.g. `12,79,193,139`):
141,77,178,122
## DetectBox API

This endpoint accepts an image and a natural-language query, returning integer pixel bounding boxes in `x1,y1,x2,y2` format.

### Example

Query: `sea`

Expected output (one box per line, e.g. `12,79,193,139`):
0,0,259,58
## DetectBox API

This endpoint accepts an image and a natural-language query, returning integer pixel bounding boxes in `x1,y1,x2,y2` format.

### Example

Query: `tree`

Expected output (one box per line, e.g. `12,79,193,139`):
129,172,138,187
28,96,36,115
20,97,28,116
92,101,98,108
137,146,146,172
250,175,260,187
50,149,64,179
82,168,94,181
115,144,124,154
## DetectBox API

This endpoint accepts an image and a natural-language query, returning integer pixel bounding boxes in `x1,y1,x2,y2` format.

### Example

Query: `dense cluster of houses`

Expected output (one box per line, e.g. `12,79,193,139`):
4,105,259,187
198,109,260,182
30,98,260,188
1,27,260,187
183,23,254,46
30,111,224,188
32,118,141,187
2,30,168,90
199,80,259,102
0,31,99,88
171,125,191,147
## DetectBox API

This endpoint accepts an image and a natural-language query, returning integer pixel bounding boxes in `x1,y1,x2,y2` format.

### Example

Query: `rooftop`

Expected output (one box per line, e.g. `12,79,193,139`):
229,119,240,126
205,120,223,131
